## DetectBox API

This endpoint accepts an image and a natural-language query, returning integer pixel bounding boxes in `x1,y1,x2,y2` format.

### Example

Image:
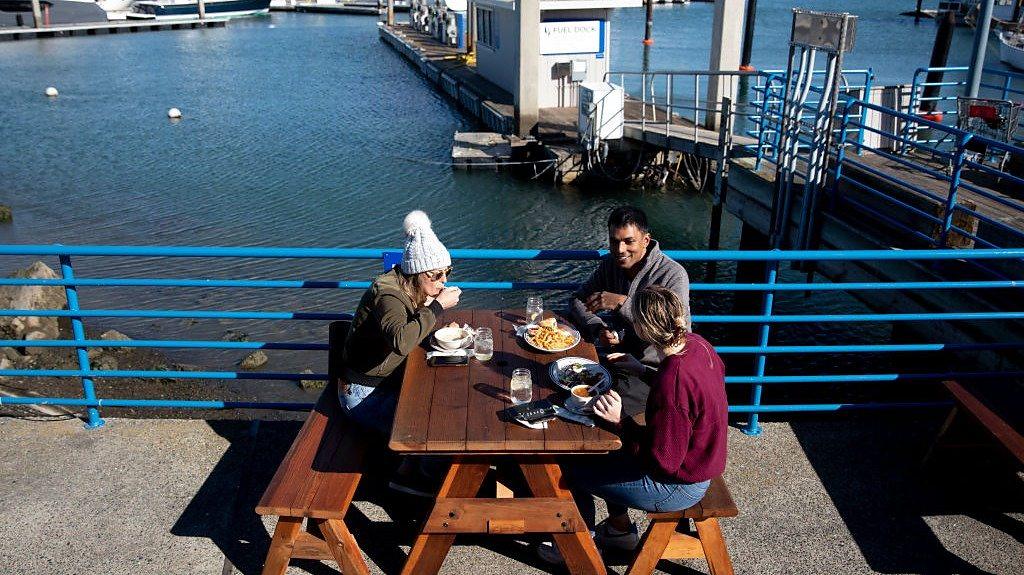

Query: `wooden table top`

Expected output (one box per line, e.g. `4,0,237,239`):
390,309,622,455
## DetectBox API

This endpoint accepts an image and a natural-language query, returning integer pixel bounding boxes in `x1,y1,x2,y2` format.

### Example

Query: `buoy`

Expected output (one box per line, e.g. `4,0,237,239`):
45,87,58,97
167,107,182,119
739,64,756,72
642,38,653,46
919,111,943,123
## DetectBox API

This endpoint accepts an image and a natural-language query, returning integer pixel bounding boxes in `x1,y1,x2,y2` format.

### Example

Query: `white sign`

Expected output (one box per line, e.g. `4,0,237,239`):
540,20,603,56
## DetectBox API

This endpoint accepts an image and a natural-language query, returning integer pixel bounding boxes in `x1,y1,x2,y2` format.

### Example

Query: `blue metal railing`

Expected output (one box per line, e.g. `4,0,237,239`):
903,66,1024,147
748,68,874,167
832,99,1024,252
1,245,1023,436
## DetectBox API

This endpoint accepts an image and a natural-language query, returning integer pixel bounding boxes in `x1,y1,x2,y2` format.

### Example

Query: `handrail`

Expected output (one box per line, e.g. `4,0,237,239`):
1,245,1023,437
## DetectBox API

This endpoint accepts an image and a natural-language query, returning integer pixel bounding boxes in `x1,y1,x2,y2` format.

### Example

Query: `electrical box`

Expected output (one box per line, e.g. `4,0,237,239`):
570,60,588,83
578,82,624,142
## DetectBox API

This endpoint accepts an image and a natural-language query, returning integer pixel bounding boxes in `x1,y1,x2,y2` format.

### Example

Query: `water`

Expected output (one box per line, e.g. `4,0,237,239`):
612,1,1013,83
0,7,982,398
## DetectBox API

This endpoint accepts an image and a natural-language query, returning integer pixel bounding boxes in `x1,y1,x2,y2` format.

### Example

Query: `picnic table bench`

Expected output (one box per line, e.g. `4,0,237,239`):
255,321,370,575
927,379,1024,466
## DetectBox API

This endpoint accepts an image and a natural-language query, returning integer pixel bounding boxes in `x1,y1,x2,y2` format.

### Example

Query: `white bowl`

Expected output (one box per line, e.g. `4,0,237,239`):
434,326,472,350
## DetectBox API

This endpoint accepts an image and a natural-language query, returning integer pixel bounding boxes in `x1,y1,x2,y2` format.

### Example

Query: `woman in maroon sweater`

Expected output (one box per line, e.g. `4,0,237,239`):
540,286,728,561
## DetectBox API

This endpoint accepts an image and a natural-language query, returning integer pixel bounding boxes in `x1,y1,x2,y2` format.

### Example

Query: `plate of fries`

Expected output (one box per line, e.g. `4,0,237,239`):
523,317,581,353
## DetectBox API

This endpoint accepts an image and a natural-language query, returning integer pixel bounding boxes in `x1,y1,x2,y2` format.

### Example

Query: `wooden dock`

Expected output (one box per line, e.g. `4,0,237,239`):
0,18,226,42
378,23,516,134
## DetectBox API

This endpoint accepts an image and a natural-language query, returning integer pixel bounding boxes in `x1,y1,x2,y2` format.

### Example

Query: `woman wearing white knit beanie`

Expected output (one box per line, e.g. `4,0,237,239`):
339,210,461,495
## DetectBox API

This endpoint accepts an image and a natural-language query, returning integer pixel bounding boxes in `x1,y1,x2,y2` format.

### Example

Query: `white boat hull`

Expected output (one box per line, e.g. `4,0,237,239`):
999,32,1024,71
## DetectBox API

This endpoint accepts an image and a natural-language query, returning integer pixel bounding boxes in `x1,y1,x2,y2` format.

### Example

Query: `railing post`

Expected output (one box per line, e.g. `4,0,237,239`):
744,255,778,436
383,250,402,271
856,69,873,155
666,74,673,135
641,72,647,131
939,133,972,248
829,103,854,212
59,254,104,429
754,74,774,170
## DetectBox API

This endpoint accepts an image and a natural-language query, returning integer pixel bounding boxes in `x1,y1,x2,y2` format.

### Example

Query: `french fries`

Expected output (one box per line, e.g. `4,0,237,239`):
526,321,577,351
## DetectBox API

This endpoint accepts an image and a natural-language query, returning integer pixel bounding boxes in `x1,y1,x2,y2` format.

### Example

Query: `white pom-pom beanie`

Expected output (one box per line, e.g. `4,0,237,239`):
401,210,452,275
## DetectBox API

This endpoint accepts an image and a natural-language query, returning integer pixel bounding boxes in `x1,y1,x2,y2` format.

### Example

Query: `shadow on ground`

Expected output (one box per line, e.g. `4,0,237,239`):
791,412,1024,575
167,419,584,575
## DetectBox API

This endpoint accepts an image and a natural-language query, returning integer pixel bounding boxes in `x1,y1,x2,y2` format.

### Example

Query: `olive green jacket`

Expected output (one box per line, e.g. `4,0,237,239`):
342,268,443,381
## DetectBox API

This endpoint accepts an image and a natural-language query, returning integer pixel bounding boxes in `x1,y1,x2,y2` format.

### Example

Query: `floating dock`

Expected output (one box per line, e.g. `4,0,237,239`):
379,23,517,135
0,18,225,42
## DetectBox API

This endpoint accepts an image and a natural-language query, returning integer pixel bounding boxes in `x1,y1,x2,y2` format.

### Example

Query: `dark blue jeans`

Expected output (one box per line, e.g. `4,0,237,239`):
339,378,447,478
339,382,399,439
561,451,710,528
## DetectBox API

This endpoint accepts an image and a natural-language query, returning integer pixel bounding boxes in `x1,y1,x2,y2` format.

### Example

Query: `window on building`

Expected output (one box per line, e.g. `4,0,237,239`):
476,8,496,49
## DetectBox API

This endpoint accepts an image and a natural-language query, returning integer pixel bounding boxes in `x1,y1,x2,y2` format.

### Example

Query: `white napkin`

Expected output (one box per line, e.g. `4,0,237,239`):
514,417,549,429
514,323,536,337
426,349,469,359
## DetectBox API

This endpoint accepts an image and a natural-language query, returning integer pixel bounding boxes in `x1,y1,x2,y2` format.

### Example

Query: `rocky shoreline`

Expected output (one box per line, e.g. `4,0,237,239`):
0,262,312,421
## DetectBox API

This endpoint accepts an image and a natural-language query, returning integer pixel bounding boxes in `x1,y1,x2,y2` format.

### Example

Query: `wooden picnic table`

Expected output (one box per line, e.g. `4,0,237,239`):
390,309,622,575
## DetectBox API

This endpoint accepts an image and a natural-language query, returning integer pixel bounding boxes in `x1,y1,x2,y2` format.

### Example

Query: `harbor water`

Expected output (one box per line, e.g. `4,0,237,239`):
0,6,999,399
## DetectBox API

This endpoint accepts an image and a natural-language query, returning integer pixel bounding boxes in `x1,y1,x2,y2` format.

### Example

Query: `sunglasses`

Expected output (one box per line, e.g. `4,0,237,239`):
424,266,453,281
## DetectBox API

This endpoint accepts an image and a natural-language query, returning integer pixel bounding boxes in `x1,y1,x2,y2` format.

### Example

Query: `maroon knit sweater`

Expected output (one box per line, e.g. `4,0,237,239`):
620,333,728,483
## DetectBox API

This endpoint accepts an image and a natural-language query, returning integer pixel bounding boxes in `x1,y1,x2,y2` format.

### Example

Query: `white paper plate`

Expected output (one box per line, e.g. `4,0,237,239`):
548,357,612,393
522,322,581,353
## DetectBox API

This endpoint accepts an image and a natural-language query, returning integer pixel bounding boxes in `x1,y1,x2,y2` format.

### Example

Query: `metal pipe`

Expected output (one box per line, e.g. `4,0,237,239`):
740,0,758,70
965,0,996,97
744,259,777,436
643,0,654,45
58,255,104,429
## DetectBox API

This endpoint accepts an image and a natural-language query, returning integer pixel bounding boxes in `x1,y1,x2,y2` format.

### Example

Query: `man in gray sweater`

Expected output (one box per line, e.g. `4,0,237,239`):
569,206,691,415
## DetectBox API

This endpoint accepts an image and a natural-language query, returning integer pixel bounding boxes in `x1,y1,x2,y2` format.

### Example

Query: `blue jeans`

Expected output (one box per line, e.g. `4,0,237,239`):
562,451,710,527
339,381,448,478
339,382,398,439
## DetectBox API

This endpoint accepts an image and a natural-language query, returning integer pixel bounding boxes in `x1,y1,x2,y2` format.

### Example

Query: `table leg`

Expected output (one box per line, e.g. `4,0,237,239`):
401,458,490,575
519,456,606,575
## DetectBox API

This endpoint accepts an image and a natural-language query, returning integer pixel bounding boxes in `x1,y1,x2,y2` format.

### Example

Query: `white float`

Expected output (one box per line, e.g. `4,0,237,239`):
45,87,59,97
167,107,182,119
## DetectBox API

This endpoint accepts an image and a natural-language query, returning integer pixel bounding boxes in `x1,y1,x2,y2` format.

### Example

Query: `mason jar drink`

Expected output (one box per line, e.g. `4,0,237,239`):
473,327,493,361
510,368,533,405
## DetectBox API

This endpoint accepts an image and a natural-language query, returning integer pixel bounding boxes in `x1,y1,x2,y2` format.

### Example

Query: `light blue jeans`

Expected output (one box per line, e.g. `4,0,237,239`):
562,451,710,527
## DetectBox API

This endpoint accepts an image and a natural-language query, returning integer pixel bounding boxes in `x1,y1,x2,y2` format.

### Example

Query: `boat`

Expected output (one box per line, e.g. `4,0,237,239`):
999,30,1024,70
0,0,110,25
126,0,270,20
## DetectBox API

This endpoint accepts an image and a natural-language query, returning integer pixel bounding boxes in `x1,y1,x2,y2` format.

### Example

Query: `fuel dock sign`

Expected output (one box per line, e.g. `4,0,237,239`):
540,20,605,56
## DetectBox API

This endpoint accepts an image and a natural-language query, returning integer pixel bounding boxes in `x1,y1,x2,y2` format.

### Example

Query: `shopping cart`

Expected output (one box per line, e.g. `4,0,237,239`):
955,97,1023,172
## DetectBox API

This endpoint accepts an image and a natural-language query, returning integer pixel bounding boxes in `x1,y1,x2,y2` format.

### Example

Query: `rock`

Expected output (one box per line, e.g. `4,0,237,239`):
239,351,268,370
92,355,118,371
0,355,11,375
87,348,103,360
100,329,130,341
1,347,23,362
0,262,66,342
0,205,11,223
298,369,324,391
22,330,49,355
222,330,249,342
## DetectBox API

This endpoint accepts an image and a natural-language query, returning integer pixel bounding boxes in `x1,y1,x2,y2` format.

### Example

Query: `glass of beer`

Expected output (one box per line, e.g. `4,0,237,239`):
510,368,533,405
526,296,544,325
473,327,493,361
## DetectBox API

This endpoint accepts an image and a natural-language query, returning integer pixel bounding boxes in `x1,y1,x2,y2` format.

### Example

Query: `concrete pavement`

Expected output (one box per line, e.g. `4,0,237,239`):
0,413,1021,574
